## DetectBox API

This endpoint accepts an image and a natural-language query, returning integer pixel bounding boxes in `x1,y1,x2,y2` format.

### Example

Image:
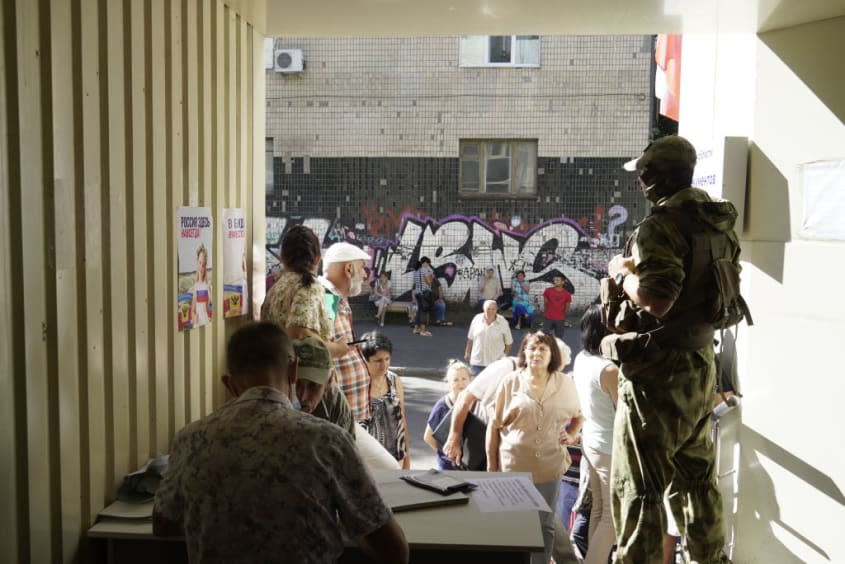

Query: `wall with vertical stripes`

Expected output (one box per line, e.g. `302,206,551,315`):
0,1,266,561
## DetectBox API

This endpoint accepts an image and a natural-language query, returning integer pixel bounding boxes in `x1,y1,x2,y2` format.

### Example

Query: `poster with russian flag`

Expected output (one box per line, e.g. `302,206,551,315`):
222,208,248,318
177,206,214,331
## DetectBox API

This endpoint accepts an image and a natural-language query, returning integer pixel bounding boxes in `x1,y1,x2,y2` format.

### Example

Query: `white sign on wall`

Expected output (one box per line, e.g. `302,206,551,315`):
692,137,748,233
800,160,845,240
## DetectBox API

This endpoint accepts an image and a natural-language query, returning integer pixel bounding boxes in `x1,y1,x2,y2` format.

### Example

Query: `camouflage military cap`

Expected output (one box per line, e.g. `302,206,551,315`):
623,135,697,173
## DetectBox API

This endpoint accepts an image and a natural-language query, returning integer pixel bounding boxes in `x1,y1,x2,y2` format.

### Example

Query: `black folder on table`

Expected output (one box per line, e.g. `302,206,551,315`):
377,476,470,513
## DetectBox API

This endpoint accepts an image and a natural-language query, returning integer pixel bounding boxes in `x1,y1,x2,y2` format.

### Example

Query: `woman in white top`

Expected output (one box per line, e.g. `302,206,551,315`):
487,331,582,564
371,271,392,327
572,305,619,564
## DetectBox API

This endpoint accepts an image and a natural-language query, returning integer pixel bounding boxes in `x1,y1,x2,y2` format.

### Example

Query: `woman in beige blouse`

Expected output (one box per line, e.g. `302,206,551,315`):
486,331,583,564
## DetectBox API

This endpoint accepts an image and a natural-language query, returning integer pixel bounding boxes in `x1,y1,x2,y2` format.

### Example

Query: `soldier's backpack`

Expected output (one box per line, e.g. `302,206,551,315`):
668,200,753,330
601,199,753,336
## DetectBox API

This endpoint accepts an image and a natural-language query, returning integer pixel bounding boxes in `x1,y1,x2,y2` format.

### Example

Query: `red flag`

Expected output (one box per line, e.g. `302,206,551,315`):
655,34,682,122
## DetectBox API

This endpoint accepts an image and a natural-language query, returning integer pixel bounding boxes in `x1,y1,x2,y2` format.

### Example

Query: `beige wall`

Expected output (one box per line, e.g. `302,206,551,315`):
0,0,266,562
682,17,845,563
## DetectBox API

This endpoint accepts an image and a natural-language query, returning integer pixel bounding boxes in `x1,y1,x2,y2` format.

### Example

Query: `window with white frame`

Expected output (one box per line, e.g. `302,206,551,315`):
459,36,540,67
459,140,537,196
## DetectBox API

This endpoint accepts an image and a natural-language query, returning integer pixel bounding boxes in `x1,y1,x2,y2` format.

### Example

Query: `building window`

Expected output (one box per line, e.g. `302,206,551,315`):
459,140,537,196
459,36,540,67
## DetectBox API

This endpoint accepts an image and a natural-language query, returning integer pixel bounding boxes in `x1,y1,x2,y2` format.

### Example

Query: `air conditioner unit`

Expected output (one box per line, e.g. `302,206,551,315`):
274,49,303,73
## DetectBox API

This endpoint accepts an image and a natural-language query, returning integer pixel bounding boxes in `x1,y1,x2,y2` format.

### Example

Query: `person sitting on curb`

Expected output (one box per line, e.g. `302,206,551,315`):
371,271,392,328
431,277,453,326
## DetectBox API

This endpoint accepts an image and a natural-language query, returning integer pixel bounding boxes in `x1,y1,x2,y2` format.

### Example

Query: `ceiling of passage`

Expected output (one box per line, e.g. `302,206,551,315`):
257,0,845,36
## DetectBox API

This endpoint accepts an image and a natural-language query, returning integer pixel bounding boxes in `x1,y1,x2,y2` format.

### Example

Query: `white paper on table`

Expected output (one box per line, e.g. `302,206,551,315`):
468,476,552,513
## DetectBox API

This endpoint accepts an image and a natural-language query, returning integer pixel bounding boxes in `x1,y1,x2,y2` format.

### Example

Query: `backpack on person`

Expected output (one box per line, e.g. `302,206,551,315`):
667,200,753,331
600,199,753,340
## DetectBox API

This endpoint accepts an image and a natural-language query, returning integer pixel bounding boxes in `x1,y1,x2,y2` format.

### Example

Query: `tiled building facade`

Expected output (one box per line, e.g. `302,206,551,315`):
265,36,654,311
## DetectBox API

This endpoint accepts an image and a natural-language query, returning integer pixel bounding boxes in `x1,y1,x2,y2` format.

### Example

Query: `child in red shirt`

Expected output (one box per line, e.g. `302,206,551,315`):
542,274,572,338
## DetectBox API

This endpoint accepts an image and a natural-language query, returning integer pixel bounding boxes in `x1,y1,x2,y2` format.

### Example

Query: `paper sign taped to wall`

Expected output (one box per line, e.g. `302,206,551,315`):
177,206,213,330
800,160,845,240
223,208,248,318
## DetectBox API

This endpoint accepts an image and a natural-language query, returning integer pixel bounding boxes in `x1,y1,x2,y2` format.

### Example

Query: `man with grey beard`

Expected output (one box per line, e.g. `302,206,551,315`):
320,242,373,422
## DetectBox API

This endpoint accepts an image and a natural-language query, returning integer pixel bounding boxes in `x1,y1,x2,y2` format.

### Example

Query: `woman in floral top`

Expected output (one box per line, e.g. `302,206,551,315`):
360,332,410,469
260,226,341,355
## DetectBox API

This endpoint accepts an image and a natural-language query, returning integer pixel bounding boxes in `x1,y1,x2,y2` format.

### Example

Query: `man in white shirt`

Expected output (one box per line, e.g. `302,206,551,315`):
464,300,513,376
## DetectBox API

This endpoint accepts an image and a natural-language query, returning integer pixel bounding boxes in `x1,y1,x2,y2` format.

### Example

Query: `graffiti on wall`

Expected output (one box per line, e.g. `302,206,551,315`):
266,208,628,311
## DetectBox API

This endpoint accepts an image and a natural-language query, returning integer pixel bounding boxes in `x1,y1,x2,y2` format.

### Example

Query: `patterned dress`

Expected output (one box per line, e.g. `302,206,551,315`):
361,371,406,463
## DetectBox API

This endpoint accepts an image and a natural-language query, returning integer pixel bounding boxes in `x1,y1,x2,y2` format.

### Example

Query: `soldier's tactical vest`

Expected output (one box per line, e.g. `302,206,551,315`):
602,199,752,352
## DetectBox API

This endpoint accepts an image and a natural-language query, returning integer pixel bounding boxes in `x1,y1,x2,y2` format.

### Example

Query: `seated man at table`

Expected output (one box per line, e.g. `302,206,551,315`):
292,336,356,436
293,335,400,470
153,321,409,564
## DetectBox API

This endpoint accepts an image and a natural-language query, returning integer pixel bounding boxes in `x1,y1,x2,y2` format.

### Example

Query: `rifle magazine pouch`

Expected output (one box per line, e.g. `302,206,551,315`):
600,276,641,334
600,332,653,363
600,276,624,334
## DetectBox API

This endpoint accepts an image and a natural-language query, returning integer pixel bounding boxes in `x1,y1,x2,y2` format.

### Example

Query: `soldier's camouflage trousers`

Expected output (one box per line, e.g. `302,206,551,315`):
611,345,730,564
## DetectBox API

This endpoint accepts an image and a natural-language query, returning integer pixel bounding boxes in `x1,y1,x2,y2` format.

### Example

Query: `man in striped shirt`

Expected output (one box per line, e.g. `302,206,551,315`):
411,256,434,336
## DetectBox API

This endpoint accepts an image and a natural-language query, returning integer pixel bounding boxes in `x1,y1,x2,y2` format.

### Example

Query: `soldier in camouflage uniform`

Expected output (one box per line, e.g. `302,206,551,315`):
605,136,733,563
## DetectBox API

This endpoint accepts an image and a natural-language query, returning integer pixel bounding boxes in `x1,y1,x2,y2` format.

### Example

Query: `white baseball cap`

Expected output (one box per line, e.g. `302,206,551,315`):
322,242,370,266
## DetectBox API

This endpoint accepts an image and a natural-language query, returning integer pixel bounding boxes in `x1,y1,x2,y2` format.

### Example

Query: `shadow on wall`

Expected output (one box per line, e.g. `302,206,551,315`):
759,17,845,127
744,142,790,283
737,424,845,562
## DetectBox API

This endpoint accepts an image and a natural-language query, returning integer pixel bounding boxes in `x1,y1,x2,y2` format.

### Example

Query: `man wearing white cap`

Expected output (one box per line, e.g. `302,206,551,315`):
320,242,373,422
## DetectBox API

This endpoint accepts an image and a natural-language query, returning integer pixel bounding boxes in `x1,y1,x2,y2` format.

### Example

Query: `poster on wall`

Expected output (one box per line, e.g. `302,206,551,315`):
800,160,845,240
222,208,248,318
177,206,213,330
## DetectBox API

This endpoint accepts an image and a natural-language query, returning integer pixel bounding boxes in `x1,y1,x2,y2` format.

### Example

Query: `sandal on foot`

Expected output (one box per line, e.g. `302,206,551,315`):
419,331,432,337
